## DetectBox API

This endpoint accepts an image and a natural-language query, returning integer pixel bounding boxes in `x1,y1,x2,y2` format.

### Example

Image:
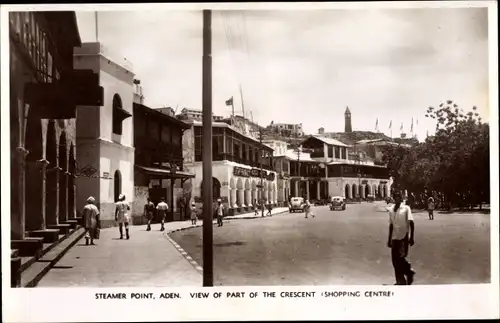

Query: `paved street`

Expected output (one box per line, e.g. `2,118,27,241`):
170,202,491,286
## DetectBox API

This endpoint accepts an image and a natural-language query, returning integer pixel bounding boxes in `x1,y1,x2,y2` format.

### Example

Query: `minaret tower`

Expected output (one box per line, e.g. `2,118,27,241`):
344,106,352,133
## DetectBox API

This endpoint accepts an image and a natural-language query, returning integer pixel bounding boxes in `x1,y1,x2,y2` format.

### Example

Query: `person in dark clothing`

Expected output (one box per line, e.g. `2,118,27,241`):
143,197,155,231
387,192,416,285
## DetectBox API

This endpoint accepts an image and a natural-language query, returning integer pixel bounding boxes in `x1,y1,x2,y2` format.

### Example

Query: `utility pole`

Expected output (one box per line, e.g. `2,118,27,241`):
201,9,213,287
296,144,302,198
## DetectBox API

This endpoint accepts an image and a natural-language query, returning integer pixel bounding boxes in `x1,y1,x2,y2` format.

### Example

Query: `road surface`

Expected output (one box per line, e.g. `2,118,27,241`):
170,203,490,286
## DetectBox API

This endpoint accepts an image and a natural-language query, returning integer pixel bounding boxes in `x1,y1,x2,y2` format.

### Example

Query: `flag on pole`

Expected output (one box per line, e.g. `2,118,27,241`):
388,120,392,129
410,117,414,133
225,97,233,106
400,122,404,131
375,118,379,132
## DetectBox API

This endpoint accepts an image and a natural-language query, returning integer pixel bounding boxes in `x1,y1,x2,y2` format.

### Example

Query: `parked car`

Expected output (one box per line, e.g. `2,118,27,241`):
329,196,346,211
289,197,306,213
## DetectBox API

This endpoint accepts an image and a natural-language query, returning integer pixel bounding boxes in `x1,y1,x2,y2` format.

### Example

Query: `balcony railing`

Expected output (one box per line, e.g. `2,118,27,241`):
210,153,273,171
310,150,325,158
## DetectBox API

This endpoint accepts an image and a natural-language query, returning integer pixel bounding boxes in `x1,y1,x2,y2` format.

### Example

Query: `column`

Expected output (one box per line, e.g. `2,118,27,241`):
230,189,237,208
39,159,49,228
316,181,321,200
306,180,310,201
238,189,245,207
245,188,252,207
251,188,256,205
68,173,77,219
58,170,68,223
12,147,29,240
361,184,365,199
46,166,61,226
294,181,299,197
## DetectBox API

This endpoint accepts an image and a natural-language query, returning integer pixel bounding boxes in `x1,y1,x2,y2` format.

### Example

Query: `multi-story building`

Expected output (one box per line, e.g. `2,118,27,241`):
263,139,291,205
9,11,83,257
74,42,135,228
182,120,277,215
287,135,392,201
177,107,224,122
267,122,304,137
133,99,194,223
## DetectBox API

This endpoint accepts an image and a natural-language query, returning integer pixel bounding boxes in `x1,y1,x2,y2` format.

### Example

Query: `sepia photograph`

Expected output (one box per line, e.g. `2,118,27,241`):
1,1,498,321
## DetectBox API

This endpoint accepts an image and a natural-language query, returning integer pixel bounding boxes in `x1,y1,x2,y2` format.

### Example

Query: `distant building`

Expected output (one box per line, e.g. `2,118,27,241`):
133,79,144,104
267,122,304,137
221,115,264,139
177,107,224,122
345,106,352,133
155,106,176,117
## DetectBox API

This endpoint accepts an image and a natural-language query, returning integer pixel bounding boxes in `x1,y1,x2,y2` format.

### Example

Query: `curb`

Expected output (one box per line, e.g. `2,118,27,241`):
163,233,204,276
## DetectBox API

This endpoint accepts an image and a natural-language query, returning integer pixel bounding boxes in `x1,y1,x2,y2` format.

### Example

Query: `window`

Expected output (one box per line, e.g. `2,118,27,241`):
112,94,131,135
172,129,180,145
148,120,159,140
160,125,171,143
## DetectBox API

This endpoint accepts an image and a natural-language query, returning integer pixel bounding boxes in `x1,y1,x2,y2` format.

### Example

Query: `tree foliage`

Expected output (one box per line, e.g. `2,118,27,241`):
381,101,489,208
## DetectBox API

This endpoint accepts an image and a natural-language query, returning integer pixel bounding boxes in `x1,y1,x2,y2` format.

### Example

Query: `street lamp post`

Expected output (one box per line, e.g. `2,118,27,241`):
296,145,302,198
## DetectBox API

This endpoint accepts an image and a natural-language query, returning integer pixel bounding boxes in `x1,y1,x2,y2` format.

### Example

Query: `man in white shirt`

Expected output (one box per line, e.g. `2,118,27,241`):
115,194,131,240
156,197,169,231
388,192,416,285
215,199,225,227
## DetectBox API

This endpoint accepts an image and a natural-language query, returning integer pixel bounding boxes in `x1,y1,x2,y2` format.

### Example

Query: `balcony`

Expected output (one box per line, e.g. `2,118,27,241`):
310,150,325,158
212,153,274,171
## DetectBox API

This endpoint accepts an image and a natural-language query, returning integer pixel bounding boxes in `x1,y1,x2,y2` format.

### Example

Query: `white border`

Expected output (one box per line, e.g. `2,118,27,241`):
1,2,498,322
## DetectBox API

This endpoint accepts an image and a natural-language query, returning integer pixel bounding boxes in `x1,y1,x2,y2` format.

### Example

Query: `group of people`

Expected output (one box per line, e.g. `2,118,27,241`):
81,193,132,245
253,199,274,217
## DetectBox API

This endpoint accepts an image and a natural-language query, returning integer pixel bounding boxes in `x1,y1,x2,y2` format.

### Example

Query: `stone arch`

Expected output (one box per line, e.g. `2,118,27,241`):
25,109,44,231
114,169,122,202
372,184,377,198
345,183,351,199
236,178,244,207
45,120,58,225
378,183,384,198
267,181,273,203
200,177,221,200
365,184,371,198
352,183,357,199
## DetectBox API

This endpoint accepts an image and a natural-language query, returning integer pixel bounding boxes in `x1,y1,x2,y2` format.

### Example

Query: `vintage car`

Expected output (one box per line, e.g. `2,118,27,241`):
329,196,346,211
289,197,306,213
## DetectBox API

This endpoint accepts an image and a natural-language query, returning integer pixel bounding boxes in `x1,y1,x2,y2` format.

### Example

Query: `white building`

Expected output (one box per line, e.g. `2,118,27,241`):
74,42,135,227
267,122,304,137
182,120,278,215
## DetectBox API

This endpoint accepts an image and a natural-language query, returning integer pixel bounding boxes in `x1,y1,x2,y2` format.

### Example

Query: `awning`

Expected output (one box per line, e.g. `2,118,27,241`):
135,165,195,179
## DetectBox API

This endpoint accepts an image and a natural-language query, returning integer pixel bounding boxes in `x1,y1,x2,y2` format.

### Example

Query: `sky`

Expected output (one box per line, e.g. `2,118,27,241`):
75,6,490,141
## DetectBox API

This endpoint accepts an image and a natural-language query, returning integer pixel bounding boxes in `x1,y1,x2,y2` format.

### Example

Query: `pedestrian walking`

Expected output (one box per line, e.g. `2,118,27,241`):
253,199,259,216
304,200,315,218
387,192,416,285
427,197,435,220
190,202,198,225
215,199,225,227
115,194,131,240
144,197,155,231
156,197,169,231
82,196,100,246
266,202,273,216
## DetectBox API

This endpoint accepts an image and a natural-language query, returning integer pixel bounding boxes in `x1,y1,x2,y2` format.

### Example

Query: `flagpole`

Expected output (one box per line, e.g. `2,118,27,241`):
239,84,245,121
231,96,235,125
95,11,98,42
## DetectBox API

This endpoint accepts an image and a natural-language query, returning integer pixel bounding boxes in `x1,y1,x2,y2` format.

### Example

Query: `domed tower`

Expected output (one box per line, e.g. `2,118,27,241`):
344,106,352,133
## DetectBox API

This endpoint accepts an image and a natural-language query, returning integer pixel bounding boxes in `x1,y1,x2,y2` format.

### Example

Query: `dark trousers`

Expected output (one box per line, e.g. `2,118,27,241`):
217,215,223,226
391,235,413,285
